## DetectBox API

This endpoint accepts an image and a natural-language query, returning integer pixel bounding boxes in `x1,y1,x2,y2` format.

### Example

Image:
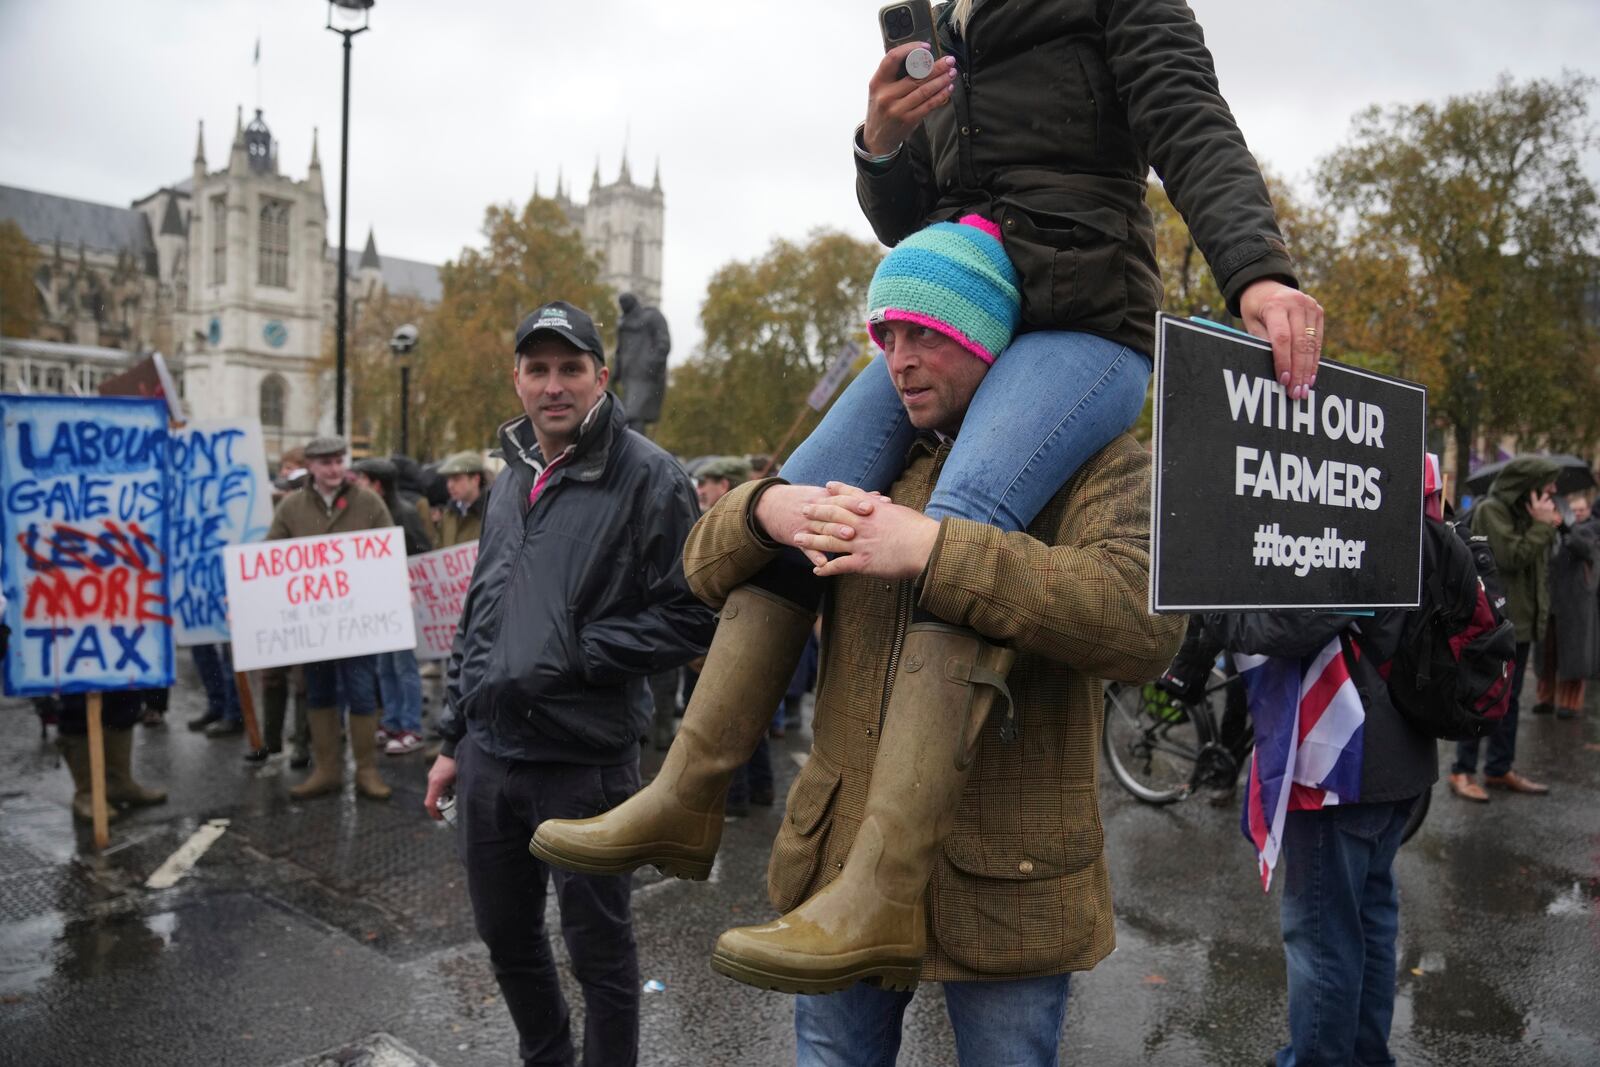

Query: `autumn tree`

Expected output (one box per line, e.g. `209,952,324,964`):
1315,73,1600,468
407,196,613,456
343,289,433,455
654,230,882,460
0,220,40,338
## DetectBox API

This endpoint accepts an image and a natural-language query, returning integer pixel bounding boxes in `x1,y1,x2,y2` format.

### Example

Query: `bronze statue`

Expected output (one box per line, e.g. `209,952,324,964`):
613,293,671,432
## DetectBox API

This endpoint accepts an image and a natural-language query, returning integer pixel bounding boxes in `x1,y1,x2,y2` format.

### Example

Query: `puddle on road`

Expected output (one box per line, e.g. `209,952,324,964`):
1544,880,1596,916
0,909,178,998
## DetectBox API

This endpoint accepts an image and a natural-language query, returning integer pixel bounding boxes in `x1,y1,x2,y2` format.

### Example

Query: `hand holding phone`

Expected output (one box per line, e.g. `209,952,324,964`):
864,4,957,157
879,1,941,79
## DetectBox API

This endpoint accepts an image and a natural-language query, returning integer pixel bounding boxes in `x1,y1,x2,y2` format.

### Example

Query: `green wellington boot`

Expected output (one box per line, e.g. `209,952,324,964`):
103,728,168,807
349,713,392,800
288,707,344,799
57,734,119,825
711,622,1013,994
530,584,815,879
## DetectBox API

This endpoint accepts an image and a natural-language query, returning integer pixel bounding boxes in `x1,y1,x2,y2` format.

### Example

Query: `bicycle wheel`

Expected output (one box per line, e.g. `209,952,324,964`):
1102,680,1207,805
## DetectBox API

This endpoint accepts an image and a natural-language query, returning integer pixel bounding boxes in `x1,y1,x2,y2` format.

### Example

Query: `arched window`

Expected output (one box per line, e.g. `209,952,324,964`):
260,374,287,427
631,226,646,277
258,199,291,287
210,196,227,285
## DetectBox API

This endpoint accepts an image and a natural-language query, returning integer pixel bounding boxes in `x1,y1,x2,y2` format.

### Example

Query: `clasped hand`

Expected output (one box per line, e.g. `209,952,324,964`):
788,482,940,580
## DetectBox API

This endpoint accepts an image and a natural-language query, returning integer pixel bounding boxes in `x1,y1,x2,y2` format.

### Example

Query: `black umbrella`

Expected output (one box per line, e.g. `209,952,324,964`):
1464,454,1597,497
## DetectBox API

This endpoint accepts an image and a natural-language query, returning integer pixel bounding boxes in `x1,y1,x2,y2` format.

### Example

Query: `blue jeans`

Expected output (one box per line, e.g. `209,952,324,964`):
1452,640,1530,778
794,973,1071,1066
190,643,241,722
304,655,380,717
782,331,1149,532
1275,798,1418,1067
376,648,424,734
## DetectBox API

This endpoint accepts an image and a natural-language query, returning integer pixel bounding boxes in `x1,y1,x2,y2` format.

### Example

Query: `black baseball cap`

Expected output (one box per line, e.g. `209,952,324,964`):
513,301,605,364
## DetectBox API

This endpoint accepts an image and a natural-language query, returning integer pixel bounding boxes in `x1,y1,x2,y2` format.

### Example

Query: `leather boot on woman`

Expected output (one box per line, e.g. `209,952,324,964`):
530,581,816,878
711,622,1013,994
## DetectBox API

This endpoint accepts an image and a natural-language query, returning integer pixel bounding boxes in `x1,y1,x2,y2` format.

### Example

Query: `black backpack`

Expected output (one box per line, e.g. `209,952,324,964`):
1385,517,1517,740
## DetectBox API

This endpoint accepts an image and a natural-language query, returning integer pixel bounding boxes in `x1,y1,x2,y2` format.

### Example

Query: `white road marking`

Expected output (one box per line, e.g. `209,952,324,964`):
145,818,230,889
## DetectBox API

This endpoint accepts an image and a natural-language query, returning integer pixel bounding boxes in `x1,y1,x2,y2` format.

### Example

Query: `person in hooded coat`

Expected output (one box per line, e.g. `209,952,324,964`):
1449,456,1561,801
1533,494,1600,719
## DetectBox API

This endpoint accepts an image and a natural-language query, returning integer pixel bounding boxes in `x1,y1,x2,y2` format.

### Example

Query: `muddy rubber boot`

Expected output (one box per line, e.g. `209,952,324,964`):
104,728,167,807
289,707,344,799
57,734,119,825
530,584,816,879
349,713,392,800
711,623,1014,994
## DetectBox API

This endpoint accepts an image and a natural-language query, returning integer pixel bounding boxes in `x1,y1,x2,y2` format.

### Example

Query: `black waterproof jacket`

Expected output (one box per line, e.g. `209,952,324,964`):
857,0,1297,357
1204,610,1437,804
438,394,715,766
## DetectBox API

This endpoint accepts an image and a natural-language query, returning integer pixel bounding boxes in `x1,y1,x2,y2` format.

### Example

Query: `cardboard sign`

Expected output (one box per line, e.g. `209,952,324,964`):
169,419,273,645
1150,315,1427,611
408,540,479,661
808,342,862,411
0,395,175,694
224,527,416,671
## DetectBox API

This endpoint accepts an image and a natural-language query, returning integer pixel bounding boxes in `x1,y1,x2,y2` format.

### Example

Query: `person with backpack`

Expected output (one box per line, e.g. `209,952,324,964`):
1449,456,1561,802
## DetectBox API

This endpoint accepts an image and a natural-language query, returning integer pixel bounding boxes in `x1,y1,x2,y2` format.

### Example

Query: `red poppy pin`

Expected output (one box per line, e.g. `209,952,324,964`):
336,497,348,510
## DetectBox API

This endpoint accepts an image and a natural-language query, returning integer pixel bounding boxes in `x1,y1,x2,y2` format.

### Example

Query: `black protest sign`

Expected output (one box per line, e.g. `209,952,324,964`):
1150,315,1426,611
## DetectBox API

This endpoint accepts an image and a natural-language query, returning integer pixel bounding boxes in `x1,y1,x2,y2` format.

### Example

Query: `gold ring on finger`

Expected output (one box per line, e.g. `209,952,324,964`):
1304,326,1318,338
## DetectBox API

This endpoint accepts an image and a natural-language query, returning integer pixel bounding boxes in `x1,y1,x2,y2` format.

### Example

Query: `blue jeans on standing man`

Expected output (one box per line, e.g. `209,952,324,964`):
781,331,1149,532
794,972,1072,1067
304,655,380,716
376,648,424,735
1274,797,1418,1067
191,643,241,722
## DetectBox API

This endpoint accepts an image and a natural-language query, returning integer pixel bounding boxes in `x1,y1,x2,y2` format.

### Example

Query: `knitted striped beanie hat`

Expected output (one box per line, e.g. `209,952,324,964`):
866,214,1021,365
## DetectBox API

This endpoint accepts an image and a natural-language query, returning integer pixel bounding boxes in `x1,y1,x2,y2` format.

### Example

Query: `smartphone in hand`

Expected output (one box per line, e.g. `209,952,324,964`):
879,1,941,79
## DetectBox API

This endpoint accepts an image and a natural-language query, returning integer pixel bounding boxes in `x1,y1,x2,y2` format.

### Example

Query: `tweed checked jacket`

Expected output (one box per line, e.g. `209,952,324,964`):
683,433,1185,981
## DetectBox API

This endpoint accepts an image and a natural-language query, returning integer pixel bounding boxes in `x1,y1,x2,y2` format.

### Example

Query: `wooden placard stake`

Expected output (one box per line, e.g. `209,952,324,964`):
234,670,262,752
85,692,110,850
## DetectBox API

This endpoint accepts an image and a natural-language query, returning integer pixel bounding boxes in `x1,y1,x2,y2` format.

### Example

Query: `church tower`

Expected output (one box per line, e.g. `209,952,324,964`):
575,151,664,308
181,108,328,454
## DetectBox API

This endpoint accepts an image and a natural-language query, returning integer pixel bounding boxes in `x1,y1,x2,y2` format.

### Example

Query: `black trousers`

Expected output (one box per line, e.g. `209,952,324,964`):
455,736,641,1067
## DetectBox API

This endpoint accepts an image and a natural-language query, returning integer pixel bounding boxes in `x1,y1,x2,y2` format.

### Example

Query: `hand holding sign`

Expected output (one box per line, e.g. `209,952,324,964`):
1239,279,1325,401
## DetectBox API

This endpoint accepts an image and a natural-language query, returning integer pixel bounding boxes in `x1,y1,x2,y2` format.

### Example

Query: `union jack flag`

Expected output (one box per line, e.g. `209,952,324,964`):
1236,636,1366,891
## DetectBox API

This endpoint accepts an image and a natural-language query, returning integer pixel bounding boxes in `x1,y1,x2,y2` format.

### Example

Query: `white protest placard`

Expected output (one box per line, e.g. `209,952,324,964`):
223,527,415,671
408,540,479,661
807,342,861,411
169,418,272,645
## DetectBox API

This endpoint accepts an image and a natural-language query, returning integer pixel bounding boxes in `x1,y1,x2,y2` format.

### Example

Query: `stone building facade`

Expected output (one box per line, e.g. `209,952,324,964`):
1,113,664,456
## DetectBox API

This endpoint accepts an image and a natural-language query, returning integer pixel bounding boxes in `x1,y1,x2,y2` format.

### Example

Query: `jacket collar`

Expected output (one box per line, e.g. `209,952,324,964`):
498,391,623,487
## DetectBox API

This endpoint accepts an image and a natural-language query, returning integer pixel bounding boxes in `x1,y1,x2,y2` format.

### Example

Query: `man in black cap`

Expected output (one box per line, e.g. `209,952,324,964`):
425,300,714,1067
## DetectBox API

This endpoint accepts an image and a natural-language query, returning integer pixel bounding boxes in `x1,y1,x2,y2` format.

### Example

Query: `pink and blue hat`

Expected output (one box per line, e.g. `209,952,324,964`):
866,214,1022,364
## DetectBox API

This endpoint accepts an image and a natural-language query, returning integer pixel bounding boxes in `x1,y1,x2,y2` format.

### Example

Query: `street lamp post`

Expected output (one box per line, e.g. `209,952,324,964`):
390,324,418,455
326,0,373,436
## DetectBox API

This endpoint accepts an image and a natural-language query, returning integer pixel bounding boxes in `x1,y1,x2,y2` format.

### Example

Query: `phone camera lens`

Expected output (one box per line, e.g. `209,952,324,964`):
887,6,914,39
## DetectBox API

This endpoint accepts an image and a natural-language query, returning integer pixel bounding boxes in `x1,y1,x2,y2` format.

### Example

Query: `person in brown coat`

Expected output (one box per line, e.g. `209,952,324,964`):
267,435,396,800
435,450,490,548
532,231,1184,1057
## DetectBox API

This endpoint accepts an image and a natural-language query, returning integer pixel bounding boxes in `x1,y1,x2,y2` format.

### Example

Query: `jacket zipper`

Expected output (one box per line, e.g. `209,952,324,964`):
878,579,916,733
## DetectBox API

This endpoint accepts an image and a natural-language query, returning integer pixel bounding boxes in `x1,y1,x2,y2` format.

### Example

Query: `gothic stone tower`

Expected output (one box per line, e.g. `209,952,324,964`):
181,108,328,453
556,154,664,309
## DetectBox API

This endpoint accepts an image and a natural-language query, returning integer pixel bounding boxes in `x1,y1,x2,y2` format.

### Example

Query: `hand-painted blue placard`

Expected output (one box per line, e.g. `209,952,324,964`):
0,395,175,695
169,418,272,645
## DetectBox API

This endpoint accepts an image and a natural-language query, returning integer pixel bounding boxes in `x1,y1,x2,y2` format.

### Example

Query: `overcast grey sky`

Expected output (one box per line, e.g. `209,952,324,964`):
2,0,1597,359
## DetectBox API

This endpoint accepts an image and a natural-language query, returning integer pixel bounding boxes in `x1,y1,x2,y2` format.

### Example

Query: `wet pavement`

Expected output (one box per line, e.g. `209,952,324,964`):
1,657,1597,1066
